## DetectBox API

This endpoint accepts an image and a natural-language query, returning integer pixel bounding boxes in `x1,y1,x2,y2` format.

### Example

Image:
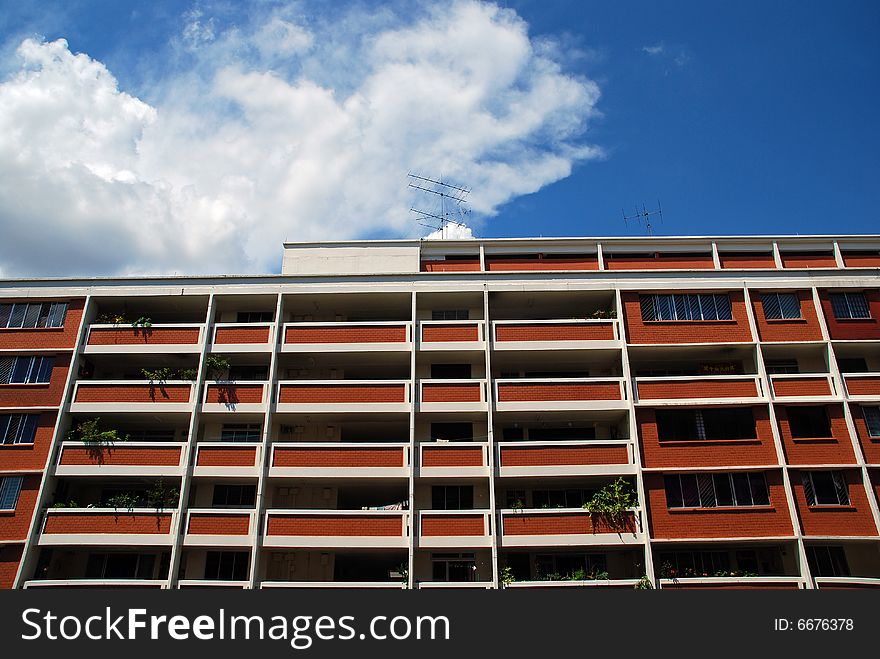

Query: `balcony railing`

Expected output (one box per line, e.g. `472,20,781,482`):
496,440,635,478
202,381,269,412
85,323,204,353
843,373,880,400
211,322,274,350
263,510,410,548
505,579,640,589
494,377,627,411
419,320,485,350
183,509,256,546
193,442,262,476
769,373,836,399
24,579,167,589
499,508,644,547
283,321,412,352
419,379,488,412
418,510,493,548
55,441,186,477
276,380,411,413
634,375,764,403
419,442,489,477
178,580,249,588
261,581,406,589
417,581,494,589
71,380,194,412
658,577,805,589
491,319,619,349
39,508,177,545
270,442,410,478
813,577,880,589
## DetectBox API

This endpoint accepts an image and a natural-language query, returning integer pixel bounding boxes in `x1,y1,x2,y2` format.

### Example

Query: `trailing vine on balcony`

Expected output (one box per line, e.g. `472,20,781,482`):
581,477,638,532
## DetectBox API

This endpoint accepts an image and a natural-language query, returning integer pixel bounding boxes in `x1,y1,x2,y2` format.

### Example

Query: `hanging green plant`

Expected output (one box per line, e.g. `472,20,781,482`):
68,417,128,445
205,354,231,379
582,477,638,531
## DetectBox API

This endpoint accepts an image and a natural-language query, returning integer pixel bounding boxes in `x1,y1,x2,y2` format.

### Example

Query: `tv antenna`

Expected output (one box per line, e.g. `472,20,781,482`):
623,202,663,236
408,173,471,237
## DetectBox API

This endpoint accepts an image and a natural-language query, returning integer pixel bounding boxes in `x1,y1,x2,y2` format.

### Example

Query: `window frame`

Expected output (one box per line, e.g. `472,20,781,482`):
639,293,733,322
0,356,54,384
802,471,850,507
0,302,67,329
0,475,24,510
862,406,880,438
664,472,770,509
0,414,39,445
760,292,802,320
830,292,871,320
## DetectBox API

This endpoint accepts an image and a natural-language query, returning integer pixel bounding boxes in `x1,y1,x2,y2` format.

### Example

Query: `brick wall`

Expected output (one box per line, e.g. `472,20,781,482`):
421,324,479,342
0,411,56,471
644,471,793,539
285,325,406,344
187,513,251,535
272,446,403,468
485,256,599,271
420,260,480,272
41,511,173,535
494,322,615,342
819,289,880,340
502,511,636,535
265,514,402,537
422,446,484,467
0,544,23,589
422,382,482,403
636,378,758,400
790,470,878,537
420,514,486,536
214,326,270,344
621,291,753,344
499,444,629,467
842,253,880,268
771,377,832,397
0,355,69,408
604,254,715,270
776,405,856,465
196,446,258,467
751,290,824,342
0,474,40,541
205,384,264,404
638,407,778,468
850,404,880,464
0,298,84,350
843,375,880,397
59,445,182,467
87,327,200,345
73,383,191,404
661,581,800,590
497,382,621,402
780,253,837,269
718,253,777,269
278,383,406,404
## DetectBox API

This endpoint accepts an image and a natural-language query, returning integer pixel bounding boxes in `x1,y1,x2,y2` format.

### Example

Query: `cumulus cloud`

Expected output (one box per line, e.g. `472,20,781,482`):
0,0,603,276
425,222,475,240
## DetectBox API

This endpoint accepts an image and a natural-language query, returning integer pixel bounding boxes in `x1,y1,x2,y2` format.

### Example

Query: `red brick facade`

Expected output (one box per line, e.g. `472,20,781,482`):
604,254,714,270
0,411,56,471
850,404,880,464
497,381,621,402
780,253,837,269
636,377,758,400
420,259,480,272
265,514,403,537
285,325,407,344
502,511,637,535
790,470,878,536
196,446,258,467
621,291,753,344
87,326,200,345
819,289,880,340
0,298,84,350
771,376,832,397
842,252,880,268
718,253,777,269
205,383,264,404
59,445,183,466
485,256,599,271
0,355,70,408
0,475,40,540
421,446,484,467
494,322,615,342
41,511,174,535
278,383,407,404
187,513,251,535
73,382,191,404
421,514,486,536
776,405,856,465
499,444,629,467
272,446,404,468
843,375,880,397
214,326,271,344
421,323,479,342
421,382,482,403
751,290,823,342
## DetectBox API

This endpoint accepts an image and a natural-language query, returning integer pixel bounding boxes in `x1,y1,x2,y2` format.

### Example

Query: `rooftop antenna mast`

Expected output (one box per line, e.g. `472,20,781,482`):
623,201,663,236
408,173,471,237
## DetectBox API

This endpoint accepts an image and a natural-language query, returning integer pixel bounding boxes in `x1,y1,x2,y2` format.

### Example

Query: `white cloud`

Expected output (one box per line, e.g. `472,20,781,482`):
0,1,603,276
425,223,475,240
642,43,665,56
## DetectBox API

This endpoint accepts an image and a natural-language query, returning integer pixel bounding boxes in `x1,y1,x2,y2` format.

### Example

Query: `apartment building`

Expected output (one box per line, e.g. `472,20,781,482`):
1,235,880,590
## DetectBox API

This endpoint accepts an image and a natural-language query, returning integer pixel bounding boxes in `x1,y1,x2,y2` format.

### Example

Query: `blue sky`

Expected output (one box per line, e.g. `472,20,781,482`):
0,0,877,276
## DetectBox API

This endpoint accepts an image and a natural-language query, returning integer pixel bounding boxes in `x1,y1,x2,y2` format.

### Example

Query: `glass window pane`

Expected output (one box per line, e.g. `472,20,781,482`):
749,473,770,505
713,473,734,506
761,293,781,319
639,296,656,321
810,471,837,505
864,407,880,437
713,294,732,320
0,415,9,443
7,304,26,328
802,473,816,506
0,357,13,383
673,294,689,320
846,293,870,319
697,474,716,507
680,475,700,507
22,304,41,329
831,472,850,506
732,473,753,505
0,476,23,509
10,357,33,383
700,294,719,320
656,295,673,321
36,357,54,383
830,294,850,319
664,475,683,508
0,304,11,328
779,293,802,319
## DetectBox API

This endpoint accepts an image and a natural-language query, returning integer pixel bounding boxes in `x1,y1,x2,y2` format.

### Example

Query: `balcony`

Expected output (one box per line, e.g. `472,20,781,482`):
263,510,410,548
419,320,485,351
211,323,274,351
283,322,412,352
193,443,262,477
499,509,644,547
496,440,635,478
84,324,204,353
417,581,494,589
843,374,880,400
55,441,186,477
270,443,410,478
494,378,627,412
491,319,619,350
814,577,880,589
419,379,488,412
70,381,194,413
505,579,640,589
202,381,268,413
39,509,176,546
419,442,489,477
276,380,411,413
24,579,167,589
178,580,249,589
183,509,256,546
770,374,836,399
634,375,764,404
658,577,805,590
418,510,493,548
261,581,406,589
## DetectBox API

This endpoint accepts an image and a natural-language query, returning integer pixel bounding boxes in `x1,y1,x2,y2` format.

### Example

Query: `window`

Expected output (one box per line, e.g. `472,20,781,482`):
830,292,870,319
535,553,606,579
430,422,473,441
431,552,476,582
431,309,469,321
639,293,733,322
220,423,261,442
765,359,799,375
0,356,54,384
430,363,471,379
862,407,880,438
212,484,256,508
664,473,769,508
505,489,526,508
85,553,156,579
655,408,757,441
204,551,249,581
786,406,832,438
806,546,850,577
126,429,176,442
532,488,594,509
657,550,731,577
227,365,268,381
431,485,473,510
760,293,802,320
0,302,67,329
0,476,23,509
236,311,273,323
837,357,868,373
802,471,849,506
0,414,39,444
